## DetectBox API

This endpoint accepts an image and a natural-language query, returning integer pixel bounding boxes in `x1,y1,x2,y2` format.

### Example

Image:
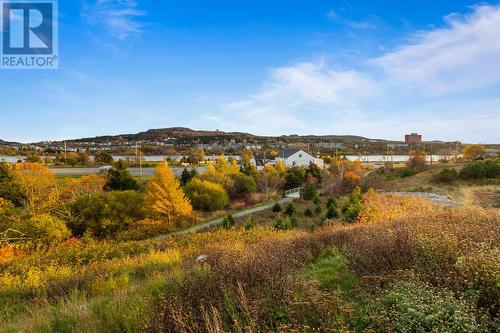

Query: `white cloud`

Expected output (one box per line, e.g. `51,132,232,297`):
211,5,500,142
373,5,500,95
82,0,146,41
218,61,377,134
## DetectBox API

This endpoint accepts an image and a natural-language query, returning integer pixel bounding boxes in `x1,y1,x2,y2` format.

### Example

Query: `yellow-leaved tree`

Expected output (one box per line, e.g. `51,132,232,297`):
146,162,192,228
215,154,229,174
228,158,240,174
14,163,58,216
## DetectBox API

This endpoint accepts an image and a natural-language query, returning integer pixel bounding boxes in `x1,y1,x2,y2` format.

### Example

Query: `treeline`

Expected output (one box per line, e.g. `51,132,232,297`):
433,159,500,183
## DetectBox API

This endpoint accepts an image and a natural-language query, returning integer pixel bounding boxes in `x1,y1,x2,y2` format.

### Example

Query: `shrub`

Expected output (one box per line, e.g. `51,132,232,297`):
433,168,459,183
285,203,297,216
274,216,293,231
342,186,363,223
184,178,229,212
304,208,313,217
116,218,167,241
401,167,417,178
272,202,282,213
300,182,318,201
25,214,71,245
228,173,257,197
314,205,322,216
244,216,256,230
69,191,148,238
221,215,236,230
360,280,485,332
459,159,500,179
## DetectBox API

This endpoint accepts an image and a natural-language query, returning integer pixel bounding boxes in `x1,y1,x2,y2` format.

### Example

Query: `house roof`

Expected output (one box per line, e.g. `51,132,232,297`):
278,149,305,159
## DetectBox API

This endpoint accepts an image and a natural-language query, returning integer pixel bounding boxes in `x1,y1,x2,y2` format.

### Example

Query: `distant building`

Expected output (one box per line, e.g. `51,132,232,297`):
276,149,324,169
405,133,422,144
319,141,344,149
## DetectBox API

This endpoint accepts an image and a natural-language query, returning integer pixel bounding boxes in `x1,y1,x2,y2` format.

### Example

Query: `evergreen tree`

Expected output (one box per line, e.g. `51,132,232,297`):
285,203,297,216
106,160,139,191
272,202,282,213
180,167,198,186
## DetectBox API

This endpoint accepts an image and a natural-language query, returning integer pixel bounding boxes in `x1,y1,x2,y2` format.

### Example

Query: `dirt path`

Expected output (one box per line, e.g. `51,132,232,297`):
157,197,295,239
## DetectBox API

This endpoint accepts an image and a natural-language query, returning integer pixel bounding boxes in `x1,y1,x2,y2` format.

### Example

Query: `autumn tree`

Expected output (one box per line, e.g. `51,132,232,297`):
13,163,58,216
215,154,229,174
228,158,240,174
240,150,254,165
95,151,113,164
200,163,234,190
325,158,364,194
58,174,107,202
407,150,427,171
187,148,205,165
0,162,22,205
462,144,486,161
257,164,284,200
146,162,192,227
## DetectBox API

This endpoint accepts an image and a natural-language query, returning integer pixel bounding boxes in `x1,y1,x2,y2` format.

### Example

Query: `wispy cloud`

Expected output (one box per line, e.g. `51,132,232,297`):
209,5,500,142
373,4,500,95
326,10,377,30
82,0,146,41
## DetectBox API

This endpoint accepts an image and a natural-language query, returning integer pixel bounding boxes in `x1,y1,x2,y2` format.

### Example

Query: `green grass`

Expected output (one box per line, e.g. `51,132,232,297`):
304,248,360,293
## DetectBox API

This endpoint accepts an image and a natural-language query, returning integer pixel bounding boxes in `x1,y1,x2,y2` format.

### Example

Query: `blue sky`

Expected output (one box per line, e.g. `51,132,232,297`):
0,0,499,143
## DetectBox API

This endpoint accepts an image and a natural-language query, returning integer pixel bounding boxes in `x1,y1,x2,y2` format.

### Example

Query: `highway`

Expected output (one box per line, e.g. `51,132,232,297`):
50,166,207,177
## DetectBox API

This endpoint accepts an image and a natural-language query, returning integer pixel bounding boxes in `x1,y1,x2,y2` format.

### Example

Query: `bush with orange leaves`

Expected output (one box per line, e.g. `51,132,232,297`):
341,170,361,192
58,174,107,202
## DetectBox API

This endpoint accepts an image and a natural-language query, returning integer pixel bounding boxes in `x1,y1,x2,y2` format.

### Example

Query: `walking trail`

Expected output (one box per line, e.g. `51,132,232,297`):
157,196,295,239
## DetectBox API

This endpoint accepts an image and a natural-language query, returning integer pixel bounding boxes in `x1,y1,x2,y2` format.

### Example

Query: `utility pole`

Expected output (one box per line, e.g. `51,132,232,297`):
135,141,138,162
139,150,143,180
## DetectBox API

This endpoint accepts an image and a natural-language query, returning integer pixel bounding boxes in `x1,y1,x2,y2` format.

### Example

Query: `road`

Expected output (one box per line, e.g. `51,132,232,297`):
158,196,295,239
51,166,207,177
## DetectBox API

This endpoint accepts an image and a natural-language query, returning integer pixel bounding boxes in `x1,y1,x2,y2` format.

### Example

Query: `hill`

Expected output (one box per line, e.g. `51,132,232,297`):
40,127,387,145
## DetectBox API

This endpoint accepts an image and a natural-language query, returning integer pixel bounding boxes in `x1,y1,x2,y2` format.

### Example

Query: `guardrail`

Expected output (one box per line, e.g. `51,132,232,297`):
284,187,302,198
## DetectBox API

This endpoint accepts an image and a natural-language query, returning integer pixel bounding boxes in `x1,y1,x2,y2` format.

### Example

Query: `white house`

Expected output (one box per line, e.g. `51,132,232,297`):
276,149,324,169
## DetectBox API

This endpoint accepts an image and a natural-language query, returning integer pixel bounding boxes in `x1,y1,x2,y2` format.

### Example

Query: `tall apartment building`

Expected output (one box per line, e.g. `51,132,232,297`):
405,133,422,144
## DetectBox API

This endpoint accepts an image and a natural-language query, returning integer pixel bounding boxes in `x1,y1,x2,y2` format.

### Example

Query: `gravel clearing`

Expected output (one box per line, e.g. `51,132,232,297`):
383,191,459,206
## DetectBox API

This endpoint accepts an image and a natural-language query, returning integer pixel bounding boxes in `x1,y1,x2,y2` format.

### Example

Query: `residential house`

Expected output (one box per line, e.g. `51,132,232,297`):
276,149,324,168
